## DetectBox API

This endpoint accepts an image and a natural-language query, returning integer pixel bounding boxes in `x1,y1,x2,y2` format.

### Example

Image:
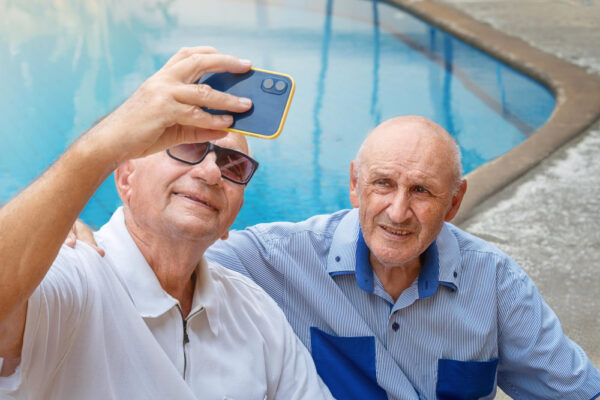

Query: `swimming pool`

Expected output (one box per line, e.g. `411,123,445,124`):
0,0,555,229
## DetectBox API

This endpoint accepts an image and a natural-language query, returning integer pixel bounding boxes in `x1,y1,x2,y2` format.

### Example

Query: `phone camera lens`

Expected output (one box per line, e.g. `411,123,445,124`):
263,78,274,89
275,80,286,91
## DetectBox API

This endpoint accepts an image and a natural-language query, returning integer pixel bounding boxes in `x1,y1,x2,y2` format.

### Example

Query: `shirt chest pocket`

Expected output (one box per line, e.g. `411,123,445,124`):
310,327,387,400
436,358,499,400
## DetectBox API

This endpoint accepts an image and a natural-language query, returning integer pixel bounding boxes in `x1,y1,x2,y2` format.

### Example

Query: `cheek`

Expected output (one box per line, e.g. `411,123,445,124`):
223,188,245,217
413,200,447,230
360,191,387,215
128,172,173,211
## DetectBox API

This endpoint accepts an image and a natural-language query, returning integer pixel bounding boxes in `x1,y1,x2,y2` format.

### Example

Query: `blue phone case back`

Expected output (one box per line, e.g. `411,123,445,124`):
198,70,293,137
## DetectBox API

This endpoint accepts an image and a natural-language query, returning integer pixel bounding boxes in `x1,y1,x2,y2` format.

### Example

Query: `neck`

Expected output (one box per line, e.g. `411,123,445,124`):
370,255,422,302
124,215,209,317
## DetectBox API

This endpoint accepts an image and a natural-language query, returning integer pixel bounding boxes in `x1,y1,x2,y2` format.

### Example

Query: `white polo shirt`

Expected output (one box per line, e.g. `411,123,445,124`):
0,208,331,400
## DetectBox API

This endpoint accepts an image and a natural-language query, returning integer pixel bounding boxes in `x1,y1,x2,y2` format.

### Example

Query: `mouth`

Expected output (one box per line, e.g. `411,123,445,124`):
173,191,218,212
380,225,413,237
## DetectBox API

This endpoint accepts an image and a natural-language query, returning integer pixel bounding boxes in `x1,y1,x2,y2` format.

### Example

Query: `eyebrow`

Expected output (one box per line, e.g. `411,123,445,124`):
368,168,444,190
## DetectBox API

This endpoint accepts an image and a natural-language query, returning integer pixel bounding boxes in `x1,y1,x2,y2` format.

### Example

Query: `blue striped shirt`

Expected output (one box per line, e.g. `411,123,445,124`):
206,208,600,400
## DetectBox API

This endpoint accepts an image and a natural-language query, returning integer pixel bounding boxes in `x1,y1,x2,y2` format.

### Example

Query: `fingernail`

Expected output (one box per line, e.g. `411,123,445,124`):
239,97,252,107
239,59,252,66
221,115,233,123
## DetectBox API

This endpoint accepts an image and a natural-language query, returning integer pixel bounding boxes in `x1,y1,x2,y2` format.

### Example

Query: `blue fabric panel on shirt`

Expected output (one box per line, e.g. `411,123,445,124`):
418,242,440,298
436,358,498,400
310,327,387,400
355,228,374,293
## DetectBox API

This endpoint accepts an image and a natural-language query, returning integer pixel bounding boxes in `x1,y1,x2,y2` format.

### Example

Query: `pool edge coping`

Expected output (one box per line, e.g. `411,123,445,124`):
387,0,600,224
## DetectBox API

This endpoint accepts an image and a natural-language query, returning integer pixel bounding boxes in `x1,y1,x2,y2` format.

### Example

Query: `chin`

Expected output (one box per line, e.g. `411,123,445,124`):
373,246,417,268
165,216,217,241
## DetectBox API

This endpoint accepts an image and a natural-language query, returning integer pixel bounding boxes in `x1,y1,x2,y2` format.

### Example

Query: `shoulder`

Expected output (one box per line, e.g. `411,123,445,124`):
233,209,351,245
445,223,504,255
44,243,105,287
207,261,287,326
41,242,121,303
444,223,527,281
207,261,277,300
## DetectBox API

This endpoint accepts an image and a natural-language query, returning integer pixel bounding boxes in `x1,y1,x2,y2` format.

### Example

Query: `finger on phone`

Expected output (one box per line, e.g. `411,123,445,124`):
175,104,235,130
175,84,252,113
163,46,220,70
170,53,251,83
171,125,230,145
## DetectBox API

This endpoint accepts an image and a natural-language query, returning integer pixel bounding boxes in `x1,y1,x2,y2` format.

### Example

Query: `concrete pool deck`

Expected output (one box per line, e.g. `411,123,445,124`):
390,0,600,395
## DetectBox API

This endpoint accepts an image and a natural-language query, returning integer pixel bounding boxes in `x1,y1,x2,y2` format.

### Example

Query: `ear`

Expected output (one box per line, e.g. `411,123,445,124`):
114,161,136,205
444,179,467,221
349,161,360,208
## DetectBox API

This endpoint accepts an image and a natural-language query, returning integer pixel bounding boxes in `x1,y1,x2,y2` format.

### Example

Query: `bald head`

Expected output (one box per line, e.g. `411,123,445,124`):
355,116,463,194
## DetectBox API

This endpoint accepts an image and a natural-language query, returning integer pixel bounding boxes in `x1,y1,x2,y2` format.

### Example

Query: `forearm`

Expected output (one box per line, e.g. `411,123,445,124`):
0,303,27,370
0,131,116,324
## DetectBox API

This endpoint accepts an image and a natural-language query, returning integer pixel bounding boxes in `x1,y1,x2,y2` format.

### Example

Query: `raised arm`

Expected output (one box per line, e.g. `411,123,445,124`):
0,47,252,355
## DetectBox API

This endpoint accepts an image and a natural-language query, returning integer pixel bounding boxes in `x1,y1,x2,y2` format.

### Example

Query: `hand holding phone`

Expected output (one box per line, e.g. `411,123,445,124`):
198,68,295,139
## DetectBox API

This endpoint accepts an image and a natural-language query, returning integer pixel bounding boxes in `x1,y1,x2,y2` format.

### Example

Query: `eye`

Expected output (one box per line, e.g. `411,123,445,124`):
412,185,428,194
219,154,245,181
375,179,390,187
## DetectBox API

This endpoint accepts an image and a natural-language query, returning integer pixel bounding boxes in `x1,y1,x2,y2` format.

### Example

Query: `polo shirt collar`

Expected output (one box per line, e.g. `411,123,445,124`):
191,257,221,335
94,207,220,335
326,209,462,297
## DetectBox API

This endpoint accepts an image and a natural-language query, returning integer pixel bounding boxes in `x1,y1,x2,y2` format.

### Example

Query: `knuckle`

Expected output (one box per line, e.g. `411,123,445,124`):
200,46,217,53
190,53,204,63
187,104,200,115
195,83,212,99
187,106,207,122
178,47,193,57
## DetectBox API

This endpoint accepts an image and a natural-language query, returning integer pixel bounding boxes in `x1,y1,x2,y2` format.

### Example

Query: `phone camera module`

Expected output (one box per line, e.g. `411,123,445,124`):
275,80,287,92
262,78,274,90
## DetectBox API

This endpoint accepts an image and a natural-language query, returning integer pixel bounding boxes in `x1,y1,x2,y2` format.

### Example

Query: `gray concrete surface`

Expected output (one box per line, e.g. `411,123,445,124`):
431,0,600,397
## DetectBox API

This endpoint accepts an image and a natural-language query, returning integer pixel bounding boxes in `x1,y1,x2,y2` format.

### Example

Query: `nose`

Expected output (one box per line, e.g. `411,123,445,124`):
189,152,222,185
386,189,413,223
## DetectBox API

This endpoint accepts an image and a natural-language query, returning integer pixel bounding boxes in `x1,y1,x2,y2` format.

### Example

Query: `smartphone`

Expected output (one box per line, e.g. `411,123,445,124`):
197,68,295,139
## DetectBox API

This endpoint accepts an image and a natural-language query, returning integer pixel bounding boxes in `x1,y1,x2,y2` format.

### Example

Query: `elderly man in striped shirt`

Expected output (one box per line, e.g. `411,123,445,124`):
206,116,600,399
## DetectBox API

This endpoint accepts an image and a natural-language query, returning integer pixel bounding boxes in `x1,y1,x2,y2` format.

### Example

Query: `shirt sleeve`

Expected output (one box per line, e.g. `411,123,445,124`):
206,227,287,307
496,258,600,399
0,245,90,394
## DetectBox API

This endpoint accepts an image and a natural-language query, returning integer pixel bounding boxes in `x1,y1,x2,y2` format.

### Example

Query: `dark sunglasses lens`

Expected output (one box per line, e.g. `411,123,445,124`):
216,150,255,183
168,143,209,163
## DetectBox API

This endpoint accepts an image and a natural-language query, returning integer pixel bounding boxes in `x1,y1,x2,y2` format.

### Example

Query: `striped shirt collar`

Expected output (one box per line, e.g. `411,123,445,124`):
326,208,460,297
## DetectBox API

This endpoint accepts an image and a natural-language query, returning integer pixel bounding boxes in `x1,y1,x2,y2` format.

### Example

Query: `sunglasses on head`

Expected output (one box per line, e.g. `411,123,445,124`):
166,142,259,185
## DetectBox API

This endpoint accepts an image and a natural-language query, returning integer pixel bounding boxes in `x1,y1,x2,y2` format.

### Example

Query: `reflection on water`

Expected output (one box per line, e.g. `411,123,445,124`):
0,0,555,229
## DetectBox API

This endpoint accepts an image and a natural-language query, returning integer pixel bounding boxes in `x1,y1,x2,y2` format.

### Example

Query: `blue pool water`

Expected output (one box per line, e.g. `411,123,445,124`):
0,0,555,229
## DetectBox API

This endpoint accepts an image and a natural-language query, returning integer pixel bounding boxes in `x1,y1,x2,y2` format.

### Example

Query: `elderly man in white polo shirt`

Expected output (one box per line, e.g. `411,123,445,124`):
0,47,332,399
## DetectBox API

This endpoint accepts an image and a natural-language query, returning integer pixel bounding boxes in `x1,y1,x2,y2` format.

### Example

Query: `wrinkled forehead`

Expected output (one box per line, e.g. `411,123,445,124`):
361,118,456,178
213,132,249,155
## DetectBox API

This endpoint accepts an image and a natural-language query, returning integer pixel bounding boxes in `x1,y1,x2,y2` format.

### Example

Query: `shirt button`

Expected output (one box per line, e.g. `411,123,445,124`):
335,256,341,262
392,322,400,331
453,271,458,278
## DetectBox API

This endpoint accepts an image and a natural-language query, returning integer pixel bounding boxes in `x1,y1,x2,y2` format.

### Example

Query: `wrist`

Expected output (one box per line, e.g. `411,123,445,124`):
69,124,124,181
